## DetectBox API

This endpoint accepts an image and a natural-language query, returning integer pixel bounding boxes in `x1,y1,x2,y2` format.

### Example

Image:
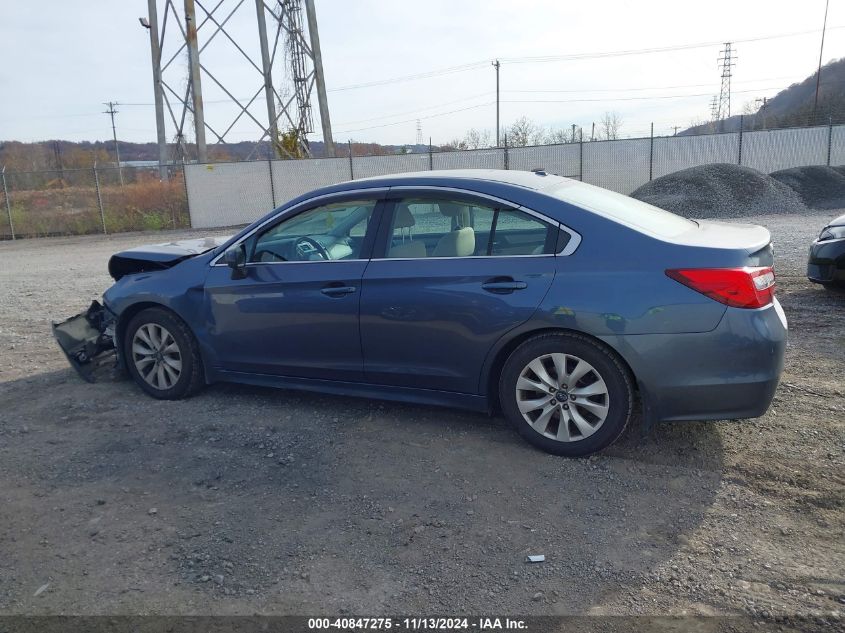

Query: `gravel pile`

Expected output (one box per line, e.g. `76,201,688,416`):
630,163,807,218
770,165,845,210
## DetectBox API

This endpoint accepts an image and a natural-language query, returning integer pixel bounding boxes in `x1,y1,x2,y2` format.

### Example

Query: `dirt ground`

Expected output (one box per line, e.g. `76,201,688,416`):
0,212,842,623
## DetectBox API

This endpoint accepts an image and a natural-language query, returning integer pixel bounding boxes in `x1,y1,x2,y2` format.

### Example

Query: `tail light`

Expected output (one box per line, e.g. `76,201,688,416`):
665,266,776,309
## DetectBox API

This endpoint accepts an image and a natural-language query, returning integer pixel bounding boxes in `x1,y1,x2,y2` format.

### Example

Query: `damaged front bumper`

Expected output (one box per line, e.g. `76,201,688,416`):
52,301,118,382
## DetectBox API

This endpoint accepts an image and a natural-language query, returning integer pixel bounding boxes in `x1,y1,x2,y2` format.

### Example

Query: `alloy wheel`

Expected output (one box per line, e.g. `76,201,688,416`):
515,353,609,442
131,323,183,390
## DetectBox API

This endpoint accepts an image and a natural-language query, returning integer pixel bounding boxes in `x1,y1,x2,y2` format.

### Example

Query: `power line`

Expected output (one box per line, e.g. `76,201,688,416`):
321,25,843,93
501,85,788,104
333,92,491,126
501,74,804,94
328,61,489,92
499,25,844,65
335,102,495,135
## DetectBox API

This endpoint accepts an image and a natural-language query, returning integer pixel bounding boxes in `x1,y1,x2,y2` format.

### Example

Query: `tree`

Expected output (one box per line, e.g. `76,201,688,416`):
505,116,545,147
463,128,492,149
274,128,307,159
545,128,573,144
598,111,623,140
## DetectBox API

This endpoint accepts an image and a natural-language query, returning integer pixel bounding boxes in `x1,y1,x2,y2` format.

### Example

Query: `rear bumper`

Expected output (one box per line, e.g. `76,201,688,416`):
602,298,787,423
807,237,845,284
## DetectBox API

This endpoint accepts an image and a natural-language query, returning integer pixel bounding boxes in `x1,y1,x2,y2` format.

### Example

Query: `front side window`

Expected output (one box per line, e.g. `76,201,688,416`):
248,199,376,263
383,197,560,259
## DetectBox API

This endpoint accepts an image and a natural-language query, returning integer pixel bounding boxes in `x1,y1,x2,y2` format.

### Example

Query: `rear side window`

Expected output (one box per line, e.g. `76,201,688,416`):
383,197,562,259
549,181,695,238
490,209,559,255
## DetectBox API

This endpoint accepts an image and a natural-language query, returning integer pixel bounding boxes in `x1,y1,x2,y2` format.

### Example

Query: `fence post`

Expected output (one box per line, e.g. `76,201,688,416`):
93,162,107,235
181,159,192,228
827,117,833,166
429,137,433,170
579,128,584,182
348,141,354,180
737,115,744,166
648,122,654,181
267,159,277,207
2,166,14,240
503,134,509,170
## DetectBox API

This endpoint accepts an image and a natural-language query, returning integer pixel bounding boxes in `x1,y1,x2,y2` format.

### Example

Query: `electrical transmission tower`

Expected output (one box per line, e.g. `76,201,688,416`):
709,96,719,121
716,42,736,120
140,0,335,175
415,120,423,146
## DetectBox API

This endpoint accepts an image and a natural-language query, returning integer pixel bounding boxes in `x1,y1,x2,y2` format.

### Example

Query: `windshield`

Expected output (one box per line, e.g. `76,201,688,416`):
548,181,696,238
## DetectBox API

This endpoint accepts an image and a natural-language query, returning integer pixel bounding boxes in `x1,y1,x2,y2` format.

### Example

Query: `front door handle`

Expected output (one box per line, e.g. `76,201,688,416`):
321,284,357,297
481,278,528,293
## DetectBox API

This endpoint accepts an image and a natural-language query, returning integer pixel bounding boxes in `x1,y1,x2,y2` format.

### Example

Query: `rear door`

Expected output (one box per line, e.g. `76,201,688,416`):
359,191,561,394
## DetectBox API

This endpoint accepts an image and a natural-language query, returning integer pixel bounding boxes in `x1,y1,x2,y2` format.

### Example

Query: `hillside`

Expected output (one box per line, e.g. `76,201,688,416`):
0,139,431,172
680,57,845,135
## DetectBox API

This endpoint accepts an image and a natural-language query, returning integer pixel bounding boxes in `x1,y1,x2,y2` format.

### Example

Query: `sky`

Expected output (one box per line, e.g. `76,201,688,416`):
1,0,844,148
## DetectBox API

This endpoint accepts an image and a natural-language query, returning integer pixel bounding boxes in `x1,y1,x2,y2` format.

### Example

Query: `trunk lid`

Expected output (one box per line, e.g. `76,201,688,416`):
668,219,771,253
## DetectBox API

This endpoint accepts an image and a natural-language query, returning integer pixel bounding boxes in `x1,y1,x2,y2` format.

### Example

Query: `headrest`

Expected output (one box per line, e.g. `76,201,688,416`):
438,203,470,228
394,204,416,229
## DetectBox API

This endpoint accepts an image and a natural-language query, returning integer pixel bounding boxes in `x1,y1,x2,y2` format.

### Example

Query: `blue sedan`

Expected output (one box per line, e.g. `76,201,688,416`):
54,170,787,456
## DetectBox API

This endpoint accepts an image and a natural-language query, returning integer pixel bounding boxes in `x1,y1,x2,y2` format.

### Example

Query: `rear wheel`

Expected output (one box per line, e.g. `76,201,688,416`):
499,333,633,456
124,308,204,400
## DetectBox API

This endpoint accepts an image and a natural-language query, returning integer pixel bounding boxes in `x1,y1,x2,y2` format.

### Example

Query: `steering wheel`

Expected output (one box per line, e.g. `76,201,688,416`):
294,236,330,261
256,249,286,262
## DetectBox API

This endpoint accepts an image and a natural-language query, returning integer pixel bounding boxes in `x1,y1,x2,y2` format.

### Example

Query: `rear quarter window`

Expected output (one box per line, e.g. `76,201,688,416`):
548,182,695,238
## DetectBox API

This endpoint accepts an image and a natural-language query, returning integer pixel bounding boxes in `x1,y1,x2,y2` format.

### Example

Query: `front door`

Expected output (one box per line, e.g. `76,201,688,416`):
203,196,383,380
360,193,559,394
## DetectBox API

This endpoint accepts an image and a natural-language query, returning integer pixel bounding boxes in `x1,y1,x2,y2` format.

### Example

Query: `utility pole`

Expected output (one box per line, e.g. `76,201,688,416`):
304,0,335,157
255,0,280,158
813,0,830,125
103,101,124,185
143,1,169,180
184,0,207,163
53,141,65,184
756,97,769,129
590,121,595,142
492,59,500,146
672,125,680,136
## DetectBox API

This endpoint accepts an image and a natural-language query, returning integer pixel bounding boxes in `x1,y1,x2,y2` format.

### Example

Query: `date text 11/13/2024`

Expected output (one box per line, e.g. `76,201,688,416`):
307,617,528,630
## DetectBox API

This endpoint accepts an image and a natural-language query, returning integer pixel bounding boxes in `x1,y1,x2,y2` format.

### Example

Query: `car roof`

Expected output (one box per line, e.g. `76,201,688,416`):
349,168,572,191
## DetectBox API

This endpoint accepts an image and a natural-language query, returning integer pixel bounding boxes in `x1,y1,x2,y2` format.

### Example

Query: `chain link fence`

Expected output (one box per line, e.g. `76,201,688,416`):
186,122,845,229
0,164,189,240
3,121,843,238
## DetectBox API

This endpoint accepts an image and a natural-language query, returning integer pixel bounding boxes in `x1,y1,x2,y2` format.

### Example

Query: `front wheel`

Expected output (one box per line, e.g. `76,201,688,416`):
123,307,205,400
499,333,633,457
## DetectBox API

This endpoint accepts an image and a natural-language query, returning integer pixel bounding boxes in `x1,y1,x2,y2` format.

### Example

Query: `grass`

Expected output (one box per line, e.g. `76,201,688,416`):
0,174,190,238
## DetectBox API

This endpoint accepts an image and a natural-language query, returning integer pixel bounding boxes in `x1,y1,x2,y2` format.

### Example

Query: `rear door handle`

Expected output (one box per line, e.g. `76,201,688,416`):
321,285,357,297
481,279,528,293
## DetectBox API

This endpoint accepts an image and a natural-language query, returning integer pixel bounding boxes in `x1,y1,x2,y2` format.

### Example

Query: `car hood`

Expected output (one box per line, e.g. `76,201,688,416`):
827,213,845,228
108,236,231,280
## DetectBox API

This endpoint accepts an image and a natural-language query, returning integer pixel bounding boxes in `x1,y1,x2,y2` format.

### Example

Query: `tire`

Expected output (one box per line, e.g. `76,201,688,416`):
123,307,205,400
823,281,845,292
499,332,633,457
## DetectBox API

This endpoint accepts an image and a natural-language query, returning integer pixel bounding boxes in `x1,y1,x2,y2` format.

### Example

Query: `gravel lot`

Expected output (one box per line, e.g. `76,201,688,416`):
0,212,843,623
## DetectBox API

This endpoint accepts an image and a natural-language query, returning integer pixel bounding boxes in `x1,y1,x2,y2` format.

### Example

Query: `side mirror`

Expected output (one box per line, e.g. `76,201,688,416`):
224,245,247,279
